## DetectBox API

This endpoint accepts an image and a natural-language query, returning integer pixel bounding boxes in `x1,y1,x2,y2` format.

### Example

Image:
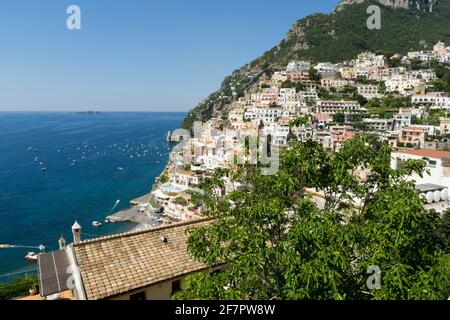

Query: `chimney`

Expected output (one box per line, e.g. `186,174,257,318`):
72,221,82,245
58,234,66,250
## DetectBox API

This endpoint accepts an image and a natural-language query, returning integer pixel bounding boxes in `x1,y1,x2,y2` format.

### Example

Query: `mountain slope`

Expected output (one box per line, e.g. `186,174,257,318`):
336,0,438,12
181,0,450,130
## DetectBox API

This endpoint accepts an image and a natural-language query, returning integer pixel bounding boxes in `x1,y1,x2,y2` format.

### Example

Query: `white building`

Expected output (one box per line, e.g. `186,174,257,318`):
244,108,290,124
363,118,394,132
412,125,437,136
172,169,201,189
261,120,291,146
433,41,450,63
314,62,338,74
393,111,412,131
356,52,386,69
407,50,435,62
385,76,423,96
409,69,437,82
357,84,382,100
316,100,365,114
277,88,298,106
286,61,311,72
391,149,450,190
412,92,450,109
320,79,353,90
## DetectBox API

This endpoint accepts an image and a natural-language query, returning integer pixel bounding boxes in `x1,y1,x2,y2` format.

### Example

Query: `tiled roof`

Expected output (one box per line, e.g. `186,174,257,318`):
395,149,450,159
401,126,427,132
73,218,213,300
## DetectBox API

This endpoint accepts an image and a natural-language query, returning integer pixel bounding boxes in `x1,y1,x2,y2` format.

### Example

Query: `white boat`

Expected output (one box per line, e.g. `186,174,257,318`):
25,252,38,262
117,167,124,171
92,221,102,227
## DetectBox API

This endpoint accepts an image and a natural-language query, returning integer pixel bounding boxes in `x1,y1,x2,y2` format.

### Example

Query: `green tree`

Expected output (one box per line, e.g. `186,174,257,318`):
308,67,321,82
332,112,346,123
290,116,310,128
176,136,450,300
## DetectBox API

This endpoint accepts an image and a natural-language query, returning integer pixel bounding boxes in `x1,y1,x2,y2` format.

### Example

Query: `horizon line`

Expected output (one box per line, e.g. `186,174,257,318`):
0,110,189,113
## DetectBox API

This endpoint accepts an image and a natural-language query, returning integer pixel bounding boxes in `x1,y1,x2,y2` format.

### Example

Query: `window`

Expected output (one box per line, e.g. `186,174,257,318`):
130,291,147,301
428,160,437,168
172,280,182,295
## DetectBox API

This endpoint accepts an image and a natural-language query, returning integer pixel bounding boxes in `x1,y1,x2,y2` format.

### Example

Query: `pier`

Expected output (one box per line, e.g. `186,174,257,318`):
129,193,152,205
106,206,159,226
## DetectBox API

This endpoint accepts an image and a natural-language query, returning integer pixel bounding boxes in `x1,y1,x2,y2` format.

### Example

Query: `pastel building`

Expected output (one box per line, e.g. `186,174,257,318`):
391,149,450,191
316,100,365,114
399,126,428,149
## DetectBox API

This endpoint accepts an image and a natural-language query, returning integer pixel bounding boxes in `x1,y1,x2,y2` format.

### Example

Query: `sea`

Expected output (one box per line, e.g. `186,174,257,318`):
0,112,185,279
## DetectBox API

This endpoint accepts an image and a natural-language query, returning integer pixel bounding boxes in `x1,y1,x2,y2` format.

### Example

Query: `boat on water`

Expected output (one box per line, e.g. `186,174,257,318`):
41,167,47,173
25,252,38,262
0,244,11,249
92,221,102,227
117,167,124,171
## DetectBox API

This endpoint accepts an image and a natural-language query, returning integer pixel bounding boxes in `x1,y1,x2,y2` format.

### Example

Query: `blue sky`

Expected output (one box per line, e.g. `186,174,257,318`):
0,0,339,111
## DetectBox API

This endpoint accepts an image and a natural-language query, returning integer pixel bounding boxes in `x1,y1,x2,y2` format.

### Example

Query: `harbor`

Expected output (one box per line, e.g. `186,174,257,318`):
106,193,166,228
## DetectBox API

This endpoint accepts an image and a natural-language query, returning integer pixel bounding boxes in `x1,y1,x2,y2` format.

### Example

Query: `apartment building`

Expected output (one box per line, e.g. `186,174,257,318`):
320,79,352,91
330,125,357,151
391,149,450,190
316,100,365,114
244,107,290,124
412,92,450,109
399,126,428,149
357,84,382,100
363,118,394,132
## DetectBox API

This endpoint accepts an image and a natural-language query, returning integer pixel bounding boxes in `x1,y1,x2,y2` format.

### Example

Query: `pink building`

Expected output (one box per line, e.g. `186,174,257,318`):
289,71,309,82
331,126,356,151
261,88,279,105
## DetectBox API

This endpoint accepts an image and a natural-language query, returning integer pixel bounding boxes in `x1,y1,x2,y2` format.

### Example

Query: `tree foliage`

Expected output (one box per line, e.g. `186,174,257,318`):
176,136,450,300
0,275,38,300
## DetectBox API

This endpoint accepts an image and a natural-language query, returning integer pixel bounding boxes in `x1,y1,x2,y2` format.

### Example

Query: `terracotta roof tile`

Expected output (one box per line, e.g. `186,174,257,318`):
395,149,450,159
73,218,213,300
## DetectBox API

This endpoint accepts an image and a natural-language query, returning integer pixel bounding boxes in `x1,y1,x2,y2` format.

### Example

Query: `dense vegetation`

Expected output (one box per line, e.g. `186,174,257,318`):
364,96,412,118
182,0,450,130
174,136,450,300
431,60,450,94
0,275,38,300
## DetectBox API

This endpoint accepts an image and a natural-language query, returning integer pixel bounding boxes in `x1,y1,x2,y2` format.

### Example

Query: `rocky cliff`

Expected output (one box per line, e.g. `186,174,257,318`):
336,0,437,12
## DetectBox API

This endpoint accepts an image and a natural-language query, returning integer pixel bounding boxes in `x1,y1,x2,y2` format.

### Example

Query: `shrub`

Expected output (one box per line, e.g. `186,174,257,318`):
0,275,38,300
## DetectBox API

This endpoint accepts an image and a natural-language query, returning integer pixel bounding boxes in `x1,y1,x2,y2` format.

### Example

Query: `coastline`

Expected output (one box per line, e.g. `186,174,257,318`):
0,112,186,277
104,148,174,232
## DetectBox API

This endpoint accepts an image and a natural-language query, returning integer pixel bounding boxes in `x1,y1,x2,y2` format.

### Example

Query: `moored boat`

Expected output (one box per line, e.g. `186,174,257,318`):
25,252,38,262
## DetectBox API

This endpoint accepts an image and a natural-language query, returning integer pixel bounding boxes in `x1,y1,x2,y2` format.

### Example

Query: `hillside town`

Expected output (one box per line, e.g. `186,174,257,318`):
33,41,450,300
157,40,450,219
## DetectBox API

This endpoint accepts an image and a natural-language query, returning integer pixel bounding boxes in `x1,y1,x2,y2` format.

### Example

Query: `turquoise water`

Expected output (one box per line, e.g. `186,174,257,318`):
0,112,185,277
